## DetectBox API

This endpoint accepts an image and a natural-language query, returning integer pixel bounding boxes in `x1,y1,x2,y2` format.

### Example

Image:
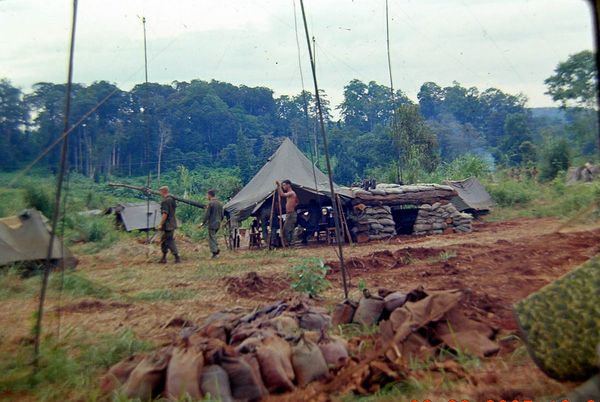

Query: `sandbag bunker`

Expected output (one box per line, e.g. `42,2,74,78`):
101,289,499,401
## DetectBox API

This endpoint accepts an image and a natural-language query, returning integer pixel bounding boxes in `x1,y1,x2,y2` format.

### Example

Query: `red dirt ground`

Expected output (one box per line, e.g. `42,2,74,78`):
1,216,598,401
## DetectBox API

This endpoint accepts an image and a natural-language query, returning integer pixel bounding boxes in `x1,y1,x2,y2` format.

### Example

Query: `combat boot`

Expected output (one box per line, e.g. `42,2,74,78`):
174,254,182,264
158,254,167,264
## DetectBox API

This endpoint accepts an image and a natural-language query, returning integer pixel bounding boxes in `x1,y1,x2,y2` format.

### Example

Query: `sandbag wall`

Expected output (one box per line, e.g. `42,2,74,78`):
413,201,473,235
350,183,457,207
355,206,396,241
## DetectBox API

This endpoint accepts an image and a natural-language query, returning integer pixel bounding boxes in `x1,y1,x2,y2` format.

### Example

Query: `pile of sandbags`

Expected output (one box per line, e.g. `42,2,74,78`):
413,201,473,235
100,295,345,401
350,183,457,207
101,288,498,400
355,206,396,241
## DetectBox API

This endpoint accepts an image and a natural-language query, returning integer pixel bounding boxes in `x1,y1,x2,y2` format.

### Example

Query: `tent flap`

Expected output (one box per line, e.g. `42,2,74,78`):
442,176,496,211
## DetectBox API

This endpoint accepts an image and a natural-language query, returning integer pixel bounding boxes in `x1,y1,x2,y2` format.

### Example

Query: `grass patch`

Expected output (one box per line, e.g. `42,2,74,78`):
428,251,458,262
50,272,113,300
194,262,257,280
134,288,196,302
485,179,600,223
0,328,155,401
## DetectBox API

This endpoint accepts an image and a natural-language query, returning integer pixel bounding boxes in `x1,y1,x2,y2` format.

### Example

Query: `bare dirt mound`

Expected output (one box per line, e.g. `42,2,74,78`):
224,271,290,300
327,225,600,331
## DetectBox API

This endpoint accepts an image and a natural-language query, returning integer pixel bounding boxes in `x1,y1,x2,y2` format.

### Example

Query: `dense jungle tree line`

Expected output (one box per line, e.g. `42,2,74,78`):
0,50,597,187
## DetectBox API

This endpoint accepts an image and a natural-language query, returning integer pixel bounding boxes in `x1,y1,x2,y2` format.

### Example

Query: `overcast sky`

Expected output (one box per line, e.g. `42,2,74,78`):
0,0,594,117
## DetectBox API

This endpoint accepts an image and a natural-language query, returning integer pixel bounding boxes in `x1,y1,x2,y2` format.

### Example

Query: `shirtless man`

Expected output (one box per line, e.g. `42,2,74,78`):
276,179,299,245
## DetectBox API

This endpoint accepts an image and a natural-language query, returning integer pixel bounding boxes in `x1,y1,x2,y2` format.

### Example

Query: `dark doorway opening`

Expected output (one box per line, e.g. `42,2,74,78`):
391,206,419,234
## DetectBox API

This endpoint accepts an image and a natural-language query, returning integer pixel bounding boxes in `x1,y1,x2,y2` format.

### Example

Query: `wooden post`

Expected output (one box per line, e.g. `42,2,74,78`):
267,191,276,249
337,195,353,245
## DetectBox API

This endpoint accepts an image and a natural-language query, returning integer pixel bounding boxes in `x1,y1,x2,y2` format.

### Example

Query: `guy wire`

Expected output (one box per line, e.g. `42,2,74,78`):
34,0,78,366
299,0,348,299
143,17,152,254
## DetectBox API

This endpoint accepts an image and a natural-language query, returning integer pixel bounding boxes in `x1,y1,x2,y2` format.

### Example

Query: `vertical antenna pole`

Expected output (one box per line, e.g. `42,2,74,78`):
34,0,78,366
143,17,151,252
299,0,348,298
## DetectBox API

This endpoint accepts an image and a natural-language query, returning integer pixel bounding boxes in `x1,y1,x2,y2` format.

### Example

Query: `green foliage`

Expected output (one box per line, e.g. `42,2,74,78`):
0,265,30,301
545,50,597,109
484,180,536,207
538,137,571,182
434,152,491,181
63,214,121,254
22,180,55,219
357,279,367,292
286,257,331,296
0,328,154,400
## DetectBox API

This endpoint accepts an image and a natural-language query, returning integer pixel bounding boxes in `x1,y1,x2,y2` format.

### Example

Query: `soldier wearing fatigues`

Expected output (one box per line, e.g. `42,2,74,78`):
158,186,181,264
199,190,224,258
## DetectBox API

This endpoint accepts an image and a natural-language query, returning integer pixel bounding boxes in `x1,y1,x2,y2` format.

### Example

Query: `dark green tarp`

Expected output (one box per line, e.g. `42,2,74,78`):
224,138,353,222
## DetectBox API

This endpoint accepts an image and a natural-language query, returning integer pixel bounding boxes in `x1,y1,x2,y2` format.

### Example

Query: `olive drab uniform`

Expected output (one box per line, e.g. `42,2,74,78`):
203,198,224,255
160,195,178,256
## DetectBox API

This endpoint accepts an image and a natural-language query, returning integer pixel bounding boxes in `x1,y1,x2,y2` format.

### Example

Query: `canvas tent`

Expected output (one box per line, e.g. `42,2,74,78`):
442,176,496,212
566,165,600,185
224,137,353,222
0,209,78,268
113,202,161,231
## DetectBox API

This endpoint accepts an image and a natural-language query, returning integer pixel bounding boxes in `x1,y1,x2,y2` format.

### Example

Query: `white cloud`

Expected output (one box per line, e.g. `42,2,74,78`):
0,0,593,115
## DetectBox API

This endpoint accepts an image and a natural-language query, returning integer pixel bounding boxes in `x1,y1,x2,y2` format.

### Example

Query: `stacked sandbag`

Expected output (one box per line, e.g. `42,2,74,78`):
355,206,396,241
413,202,473,235
103,294,343,401
102,287,501,400
350,183,457,207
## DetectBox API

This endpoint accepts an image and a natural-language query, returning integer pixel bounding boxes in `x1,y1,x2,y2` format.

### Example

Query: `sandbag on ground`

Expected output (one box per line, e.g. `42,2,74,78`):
331,300,357,326
353,289,384,327
291,332,329,387
216,348,266,402
317,330,349,366
100,354,145,395
200,365,234,402
123,349,171,401
257,334,295,393
165,340,204,401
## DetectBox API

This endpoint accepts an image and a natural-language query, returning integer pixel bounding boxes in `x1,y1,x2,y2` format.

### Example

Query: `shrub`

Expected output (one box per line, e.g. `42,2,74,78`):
286,257,331,296
484,180,536,207
538,137,570,182
22,180,55,219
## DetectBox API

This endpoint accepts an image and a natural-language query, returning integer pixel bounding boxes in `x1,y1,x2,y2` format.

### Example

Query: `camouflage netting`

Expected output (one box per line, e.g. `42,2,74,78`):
513,253,600,381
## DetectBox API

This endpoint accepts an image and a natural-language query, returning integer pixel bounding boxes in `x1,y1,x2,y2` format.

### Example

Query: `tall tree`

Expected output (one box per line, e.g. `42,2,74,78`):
545,50,599,158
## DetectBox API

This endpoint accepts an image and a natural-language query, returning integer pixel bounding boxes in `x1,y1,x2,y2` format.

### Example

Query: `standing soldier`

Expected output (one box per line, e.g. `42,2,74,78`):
276,179,299,246
158,186,181,264
199,189,224,258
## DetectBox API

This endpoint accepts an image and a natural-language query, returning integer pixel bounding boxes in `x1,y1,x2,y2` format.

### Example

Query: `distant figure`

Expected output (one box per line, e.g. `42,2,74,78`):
515,168,522,181
585,161,595,179
198,189,224,258
258,198,279,247
532,166,539,178
158,186,180,264
346,203,366,242
297,199,322,244
276,179,299,246
509,168,515,179
525,166,532,179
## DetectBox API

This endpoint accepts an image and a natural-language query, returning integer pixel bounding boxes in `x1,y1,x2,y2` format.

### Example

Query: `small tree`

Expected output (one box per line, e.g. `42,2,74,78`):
538,137,570,182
